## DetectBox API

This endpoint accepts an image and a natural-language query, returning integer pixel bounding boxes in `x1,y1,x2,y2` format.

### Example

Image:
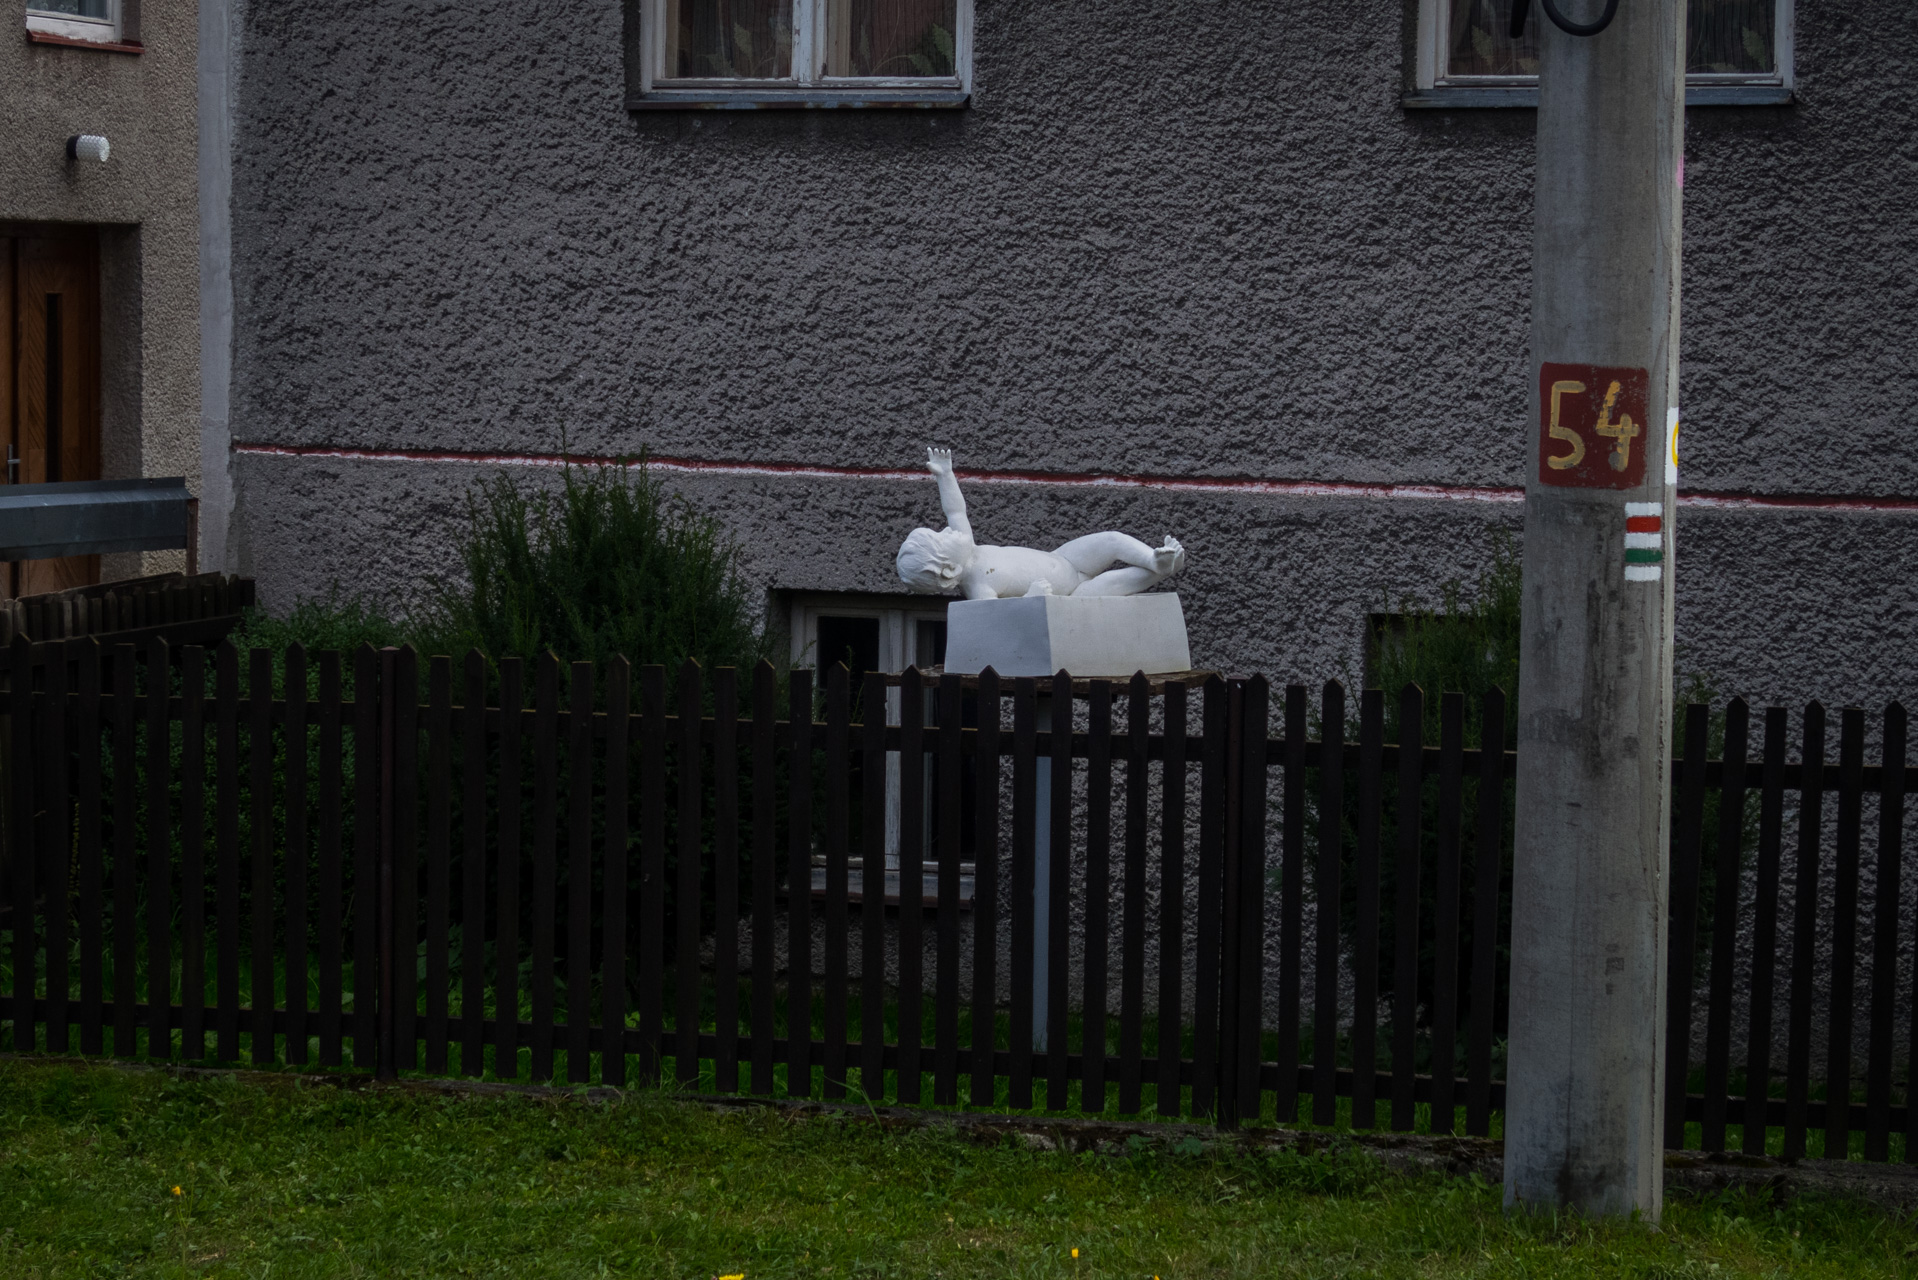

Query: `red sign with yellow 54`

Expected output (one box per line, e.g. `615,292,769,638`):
1537,363,1650,490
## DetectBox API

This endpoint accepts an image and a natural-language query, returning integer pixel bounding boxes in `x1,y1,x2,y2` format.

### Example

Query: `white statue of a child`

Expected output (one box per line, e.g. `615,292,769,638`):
896,448,1185,600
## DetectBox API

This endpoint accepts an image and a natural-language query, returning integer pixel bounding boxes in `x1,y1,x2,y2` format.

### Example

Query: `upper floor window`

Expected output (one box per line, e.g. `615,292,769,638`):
634,0,973,108
27,0,124,45
1415,0,1791,102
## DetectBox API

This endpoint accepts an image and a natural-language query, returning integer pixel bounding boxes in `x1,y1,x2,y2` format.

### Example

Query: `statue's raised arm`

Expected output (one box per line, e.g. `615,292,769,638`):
896,448,1187,601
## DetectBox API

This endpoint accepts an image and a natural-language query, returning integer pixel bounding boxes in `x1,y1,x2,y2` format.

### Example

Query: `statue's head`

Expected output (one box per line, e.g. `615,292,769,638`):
896,526,971,593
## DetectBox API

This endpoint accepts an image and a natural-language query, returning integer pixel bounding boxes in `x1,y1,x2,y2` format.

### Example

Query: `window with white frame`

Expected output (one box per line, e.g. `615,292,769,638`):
27,0,124,44
639,0,972,100
789,593,972,907
1416,0,1790,92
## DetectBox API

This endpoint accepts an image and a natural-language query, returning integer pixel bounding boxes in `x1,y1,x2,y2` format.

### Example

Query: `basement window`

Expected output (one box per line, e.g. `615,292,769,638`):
26,0,125,45
1408,0,1793,108
631,0,973,110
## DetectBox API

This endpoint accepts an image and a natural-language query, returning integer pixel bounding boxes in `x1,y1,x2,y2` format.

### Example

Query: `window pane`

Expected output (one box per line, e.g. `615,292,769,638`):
1446,0,1777,79
669,0,793,79
827,0,958,78
1688,0,1774,75
1446,0,1539,77
31,0,112,18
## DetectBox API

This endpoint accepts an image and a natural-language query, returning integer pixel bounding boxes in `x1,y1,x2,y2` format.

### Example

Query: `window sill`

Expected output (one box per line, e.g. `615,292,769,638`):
628,88,970,111
25,29,142,54
1402,84,1792,109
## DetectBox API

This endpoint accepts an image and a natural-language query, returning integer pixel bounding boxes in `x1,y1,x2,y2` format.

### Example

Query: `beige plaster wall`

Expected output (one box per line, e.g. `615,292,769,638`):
2,1,201,578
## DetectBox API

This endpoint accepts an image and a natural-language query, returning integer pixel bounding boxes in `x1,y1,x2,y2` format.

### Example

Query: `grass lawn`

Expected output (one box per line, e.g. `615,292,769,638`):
1,1058,1912,1279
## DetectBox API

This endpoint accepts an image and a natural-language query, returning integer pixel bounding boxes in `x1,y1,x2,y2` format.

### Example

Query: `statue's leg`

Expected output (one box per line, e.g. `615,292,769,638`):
1072,566,1162,597
1053,531,1160,576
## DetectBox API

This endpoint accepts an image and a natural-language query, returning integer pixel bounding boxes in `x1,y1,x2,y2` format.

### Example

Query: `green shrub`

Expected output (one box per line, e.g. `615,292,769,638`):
417,459,773,686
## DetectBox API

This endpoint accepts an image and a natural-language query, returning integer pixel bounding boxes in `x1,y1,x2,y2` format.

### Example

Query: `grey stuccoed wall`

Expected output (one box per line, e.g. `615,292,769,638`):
224,0,1918,711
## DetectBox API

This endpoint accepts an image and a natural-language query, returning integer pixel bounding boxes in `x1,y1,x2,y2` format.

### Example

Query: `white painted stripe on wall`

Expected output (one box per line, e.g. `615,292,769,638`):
1624,531,1663,550
1624,564,1663,582
1625,501,1663,517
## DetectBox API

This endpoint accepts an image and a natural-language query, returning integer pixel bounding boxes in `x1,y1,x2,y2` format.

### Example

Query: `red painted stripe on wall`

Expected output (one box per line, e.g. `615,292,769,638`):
1625,516,1663,533
231,442,1918,516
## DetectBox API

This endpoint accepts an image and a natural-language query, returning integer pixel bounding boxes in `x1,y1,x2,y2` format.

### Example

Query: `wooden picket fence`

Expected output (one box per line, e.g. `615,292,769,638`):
0,639,1911,1160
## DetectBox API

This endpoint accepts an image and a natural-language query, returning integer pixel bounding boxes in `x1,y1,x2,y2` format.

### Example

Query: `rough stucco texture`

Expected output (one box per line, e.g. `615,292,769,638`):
228,0,1918,709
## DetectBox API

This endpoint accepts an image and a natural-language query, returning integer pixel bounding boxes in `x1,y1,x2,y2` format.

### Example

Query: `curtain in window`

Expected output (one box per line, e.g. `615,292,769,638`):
1447,0,1776,78
672,0,794,79
828,0,958,78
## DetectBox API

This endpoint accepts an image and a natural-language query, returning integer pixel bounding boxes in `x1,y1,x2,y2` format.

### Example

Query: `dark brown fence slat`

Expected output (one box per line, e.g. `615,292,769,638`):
314,649,340,1068
860,670,888,1099
1313,681,1345,1127
783,667,811,1098
567,661,595,1084
675,659,704,1088
1784,702,1826,1160
749,661,777,1096
1664,704,1710,1148
1466,686,1506,1137
898,667,926,1105
640,664,666,1085
460,651,487,1078
425,655,453,1075
530,653,559,1082
1009,677,1037,1111
495,658,525,1079
392,648,421,1072
823,665,850,1101
77,640,105,1057
44,645,71,1054
213,642,239,1062
970,669,1003,1108
1046,672,1073,1111
250,647,276,1066
1351,687,1384,1130
389,644,420,1074
1275,683,1306,1127
1743,705,1788,1155
560,667,590,1090
1234,677,1272,1123
711,665,741,1094
352,645,379,1071
1824,706,1865,1159
106,642,137,1057
1869,703,1907,1161
1391,684,1424,1132
1702,698,1749,1152
1119,674,1150,1115
284,645,309,1066
7,637,33,1053
601,657,631,1088
1217,683,1244,1125
934,672,963,1106
1157,680,1189,1118
1191,677,1226,1119
1081,680,1114,1114
1430,692,1464,1134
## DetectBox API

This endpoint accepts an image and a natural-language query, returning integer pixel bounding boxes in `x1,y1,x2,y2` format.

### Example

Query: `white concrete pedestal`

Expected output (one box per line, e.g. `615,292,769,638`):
943,592,1192,679
942,592,1192,1050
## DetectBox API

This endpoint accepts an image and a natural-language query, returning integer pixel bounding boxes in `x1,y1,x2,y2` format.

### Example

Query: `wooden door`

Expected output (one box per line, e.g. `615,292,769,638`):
2,225,102,597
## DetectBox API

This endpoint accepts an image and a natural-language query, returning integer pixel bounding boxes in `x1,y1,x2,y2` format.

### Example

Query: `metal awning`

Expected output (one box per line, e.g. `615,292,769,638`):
0,478,192,560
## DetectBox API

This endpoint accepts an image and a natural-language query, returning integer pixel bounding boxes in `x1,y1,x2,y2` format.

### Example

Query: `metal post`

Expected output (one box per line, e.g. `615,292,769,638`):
1504,0,1683,1220
377,646,398,1081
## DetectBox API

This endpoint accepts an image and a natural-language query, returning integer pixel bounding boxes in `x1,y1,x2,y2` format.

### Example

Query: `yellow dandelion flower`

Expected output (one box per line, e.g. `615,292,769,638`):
716,1274,745,1280
172,1186,182,1197
1071,1249,1079,1259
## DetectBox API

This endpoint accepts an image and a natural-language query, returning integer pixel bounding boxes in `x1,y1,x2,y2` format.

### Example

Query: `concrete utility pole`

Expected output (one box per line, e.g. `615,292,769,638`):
1505,0,1684,1220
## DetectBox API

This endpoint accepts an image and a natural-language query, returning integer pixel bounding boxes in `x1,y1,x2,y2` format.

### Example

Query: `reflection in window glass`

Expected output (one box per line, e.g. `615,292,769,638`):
670,0,794,80
31,0,111,17
1446,0,1776,79
828,0,958,78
